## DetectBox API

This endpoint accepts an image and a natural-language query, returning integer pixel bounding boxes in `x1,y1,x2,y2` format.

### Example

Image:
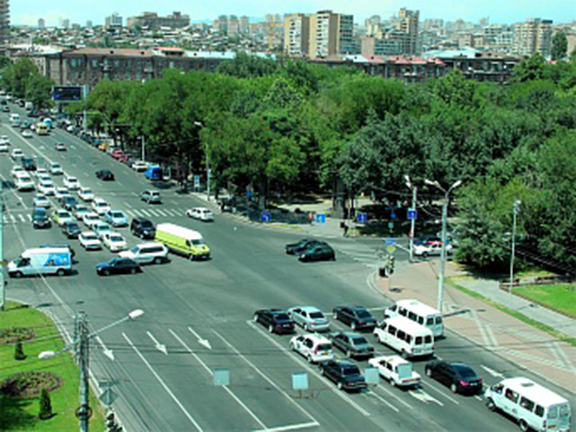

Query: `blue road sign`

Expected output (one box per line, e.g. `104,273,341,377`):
391,213,396,219
408,209,418,220
193,175,200,188
315,214,326,224
385,238,397,245
261,211,271,222
246,190,252,199
357,213,368,223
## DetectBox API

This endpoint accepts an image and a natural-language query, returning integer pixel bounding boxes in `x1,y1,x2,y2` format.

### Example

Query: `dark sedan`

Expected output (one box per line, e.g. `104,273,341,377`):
333,306,377,331
32,208,51,229
328,331,375,359
318,359,367,392
425,361,483,395
253,309,295,334
62,221,82,239
298,243,335,262
62,196,78,211
285,239,324,255
96,169,115,181
96,258,141,276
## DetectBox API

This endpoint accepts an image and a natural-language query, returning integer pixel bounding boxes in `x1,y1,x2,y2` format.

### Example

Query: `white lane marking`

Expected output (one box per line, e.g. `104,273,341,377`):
155,209,168,217
132,209,142,216
480,365,505,379
146,331,168,355
9,214,16,223
147,209,160,216
116,181,124,186
122,333,203,431
26,214,32,221
83,172,89,177
171,200,178,205
169,329,268,430
372,384,412,410
254,422,320,432
408,388,444,406
95,335,115,361
18,214,25,222
140,209,151,217
125,209,135,217
474,395,483,401
365,391,399,412
549,341,576,374
246,321,371,417
110,192,116,196
164,209,179,217
187,327,212,350
125,202,133,208
423,382,460,405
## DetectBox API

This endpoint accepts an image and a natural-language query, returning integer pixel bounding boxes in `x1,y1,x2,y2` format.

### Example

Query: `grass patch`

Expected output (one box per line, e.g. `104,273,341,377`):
514,284,576,318
445,278,576,347
0,301,104,431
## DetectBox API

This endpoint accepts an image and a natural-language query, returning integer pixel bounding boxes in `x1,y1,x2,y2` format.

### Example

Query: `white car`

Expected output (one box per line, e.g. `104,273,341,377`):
368,355,421,388
77,187,94,202
102,232,127,252
55,187,70,200
38,180,56,196
63,176,80,190
0,142,8,152
187,207,214,222
49,162,63,175
289,334,334,363
79,231,102,250
0,135,9,144
73,205,90,221
11,165,24,177
33,195,51,208
35,168,49,178
131,160,148,171
52,209,73,227
11,148,23,160
82,212,101,228
22,130,33,138
413,243,453,258
118,243,169,265
287,306,330,332
92,198,111,215
93,221,113,239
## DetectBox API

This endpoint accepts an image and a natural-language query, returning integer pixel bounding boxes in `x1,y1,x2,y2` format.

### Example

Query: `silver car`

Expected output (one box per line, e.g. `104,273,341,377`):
141,190,161,204
287,306,330,332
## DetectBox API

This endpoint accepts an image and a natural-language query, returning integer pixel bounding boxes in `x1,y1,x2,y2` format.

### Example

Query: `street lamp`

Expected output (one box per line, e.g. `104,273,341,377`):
424,179,463,313
194,121,210,201
509,200,521,297
39,309,144,432
405,175,417,262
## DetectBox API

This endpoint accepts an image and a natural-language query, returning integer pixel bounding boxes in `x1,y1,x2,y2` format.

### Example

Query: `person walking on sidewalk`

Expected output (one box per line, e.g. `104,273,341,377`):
340,221,349,237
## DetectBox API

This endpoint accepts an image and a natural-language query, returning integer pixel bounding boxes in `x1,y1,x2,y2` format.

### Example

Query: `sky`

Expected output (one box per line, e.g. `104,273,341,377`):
12,0,576,27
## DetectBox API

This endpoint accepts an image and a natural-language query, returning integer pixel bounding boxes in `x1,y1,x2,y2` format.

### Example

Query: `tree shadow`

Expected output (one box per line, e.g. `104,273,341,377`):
0,394,37,429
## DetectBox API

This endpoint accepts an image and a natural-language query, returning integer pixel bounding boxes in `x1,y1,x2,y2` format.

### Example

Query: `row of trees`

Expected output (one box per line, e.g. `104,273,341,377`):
1,52,574,271
0,57,54,110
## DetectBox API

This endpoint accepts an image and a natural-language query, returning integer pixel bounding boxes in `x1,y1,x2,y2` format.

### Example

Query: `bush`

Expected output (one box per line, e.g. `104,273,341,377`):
39,388,53,420
14,342,26,361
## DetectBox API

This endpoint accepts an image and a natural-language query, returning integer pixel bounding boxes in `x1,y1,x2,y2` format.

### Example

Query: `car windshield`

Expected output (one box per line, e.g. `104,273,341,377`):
454,365,476,379
141,221,153,228
52,164,61,169
351,337,368,346
87,215,98,220
84,234,97,240
342,366,360,376
356,310,372,318
96,202,107,207
112,212,124,218
309,312,324,319
110,236,123,242
274,313,290,321
82,189,92,194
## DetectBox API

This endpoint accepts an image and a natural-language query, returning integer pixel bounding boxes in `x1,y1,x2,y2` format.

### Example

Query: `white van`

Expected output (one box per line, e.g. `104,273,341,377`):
373,316,434,358
10,113,21,126
385,299,444,337
485,377,571,432
8,247,72,278
15,172,35,191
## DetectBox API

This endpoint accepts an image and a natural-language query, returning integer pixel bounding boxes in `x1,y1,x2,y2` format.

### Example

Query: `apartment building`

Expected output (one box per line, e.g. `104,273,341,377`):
105,13,123,29
284,14,310,57
127,11,190,30
514,18,553,57
396,8,419,55
309,10,355,59
0,0,8,54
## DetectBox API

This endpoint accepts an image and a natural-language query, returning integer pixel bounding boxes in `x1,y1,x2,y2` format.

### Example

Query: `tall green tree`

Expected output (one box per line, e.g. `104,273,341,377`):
511,53,546,83
24,74,54,110
551,31,568,60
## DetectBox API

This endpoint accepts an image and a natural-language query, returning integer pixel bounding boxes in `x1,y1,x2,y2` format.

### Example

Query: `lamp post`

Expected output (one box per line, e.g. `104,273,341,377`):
509,200,521,297
405,175,417,262
424,179,463,313
193,121,210,200
39,309,144,432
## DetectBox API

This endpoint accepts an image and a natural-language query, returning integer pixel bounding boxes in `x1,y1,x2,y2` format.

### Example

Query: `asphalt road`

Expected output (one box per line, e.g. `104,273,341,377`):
2,106,573,432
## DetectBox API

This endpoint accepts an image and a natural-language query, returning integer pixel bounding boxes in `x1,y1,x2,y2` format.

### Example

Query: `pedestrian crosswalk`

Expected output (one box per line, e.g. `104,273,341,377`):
124,208,184,218
6,213,33,223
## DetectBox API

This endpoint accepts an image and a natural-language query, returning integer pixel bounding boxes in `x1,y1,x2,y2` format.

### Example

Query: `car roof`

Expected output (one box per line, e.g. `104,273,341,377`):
293,306,323,313
372,355,411,366
301,334,331,343
133,217,152,223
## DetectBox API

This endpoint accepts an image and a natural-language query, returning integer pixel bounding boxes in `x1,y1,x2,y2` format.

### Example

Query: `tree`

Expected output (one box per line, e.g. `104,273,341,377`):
216,52,278,78
432,69,477,107
38,389,53,420
24,74,54,110
2,58,38,98
551,31,568,60
511,53,546,83
14,342,26,361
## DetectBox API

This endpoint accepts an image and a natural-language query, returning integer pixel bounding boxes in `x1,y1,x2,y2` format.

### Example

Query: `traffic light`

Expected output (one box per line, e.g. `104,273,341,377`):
106,410,121,431
387,255,395,275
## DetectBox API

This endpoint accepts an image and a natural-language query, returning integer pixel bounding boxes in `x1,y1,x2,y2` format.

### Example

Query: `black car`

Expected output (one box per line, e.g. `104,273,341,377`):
328,331,375,359
96,169,115,181
298,243,335,262
332,306,377,331
32,207,51,229
253,309,295,334
425,361,483,395
22,157,37,171
62,196,78,211
318,359,367,392
131,217,156,239
96,258,141,276
62,221,82,239
285,239,325,255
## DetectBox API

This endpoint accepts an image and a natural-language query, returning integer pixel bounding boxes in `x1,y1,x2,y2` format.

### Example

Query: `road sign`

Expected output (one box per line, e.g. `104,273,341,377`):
357,213,368,223
214,368,230,386
315,214,326,224
384,238,396,246
261,211,272,222
193,175,200,188
408,209,418,220
365,367,379,384
387,245,396,253
292,372,309,390
391,213,396,219
100,389,117,406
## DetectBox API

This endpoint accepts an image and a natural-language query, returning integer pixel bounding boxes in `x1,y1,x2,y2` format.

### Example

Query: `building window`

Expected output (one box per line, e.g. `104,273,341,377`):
114,60,120,67
92,59,98,68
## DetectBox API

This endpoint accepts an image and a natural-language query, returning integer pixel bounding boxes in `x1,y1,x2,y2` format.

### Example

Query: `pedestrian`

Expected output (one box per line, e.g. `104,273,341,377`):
343,222,349,237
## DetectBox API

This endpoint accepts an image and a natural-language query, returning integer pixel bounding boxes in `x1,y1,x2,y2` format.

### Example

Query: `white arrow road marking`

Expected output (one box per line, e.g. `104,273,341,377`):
409,388,444,406
95,335,115,361
188,326,212,350
365,391,399,413
147,331,168,355
480,365,506,379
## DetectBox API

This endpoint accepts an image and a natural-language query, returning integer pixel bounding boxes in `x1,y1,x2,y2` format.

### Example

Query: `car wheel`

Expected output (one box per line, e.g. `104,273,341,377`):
519,420,529,432
130,268,137,275
307,355,313,363
486,399,496,412
346,350,353,358
337,382,343,390
390,379,396,387
189,254,195,261
425,368,432,377
153,257,162,265
422,252,429,258
320,367,325,376
401,350,408,359
334,312,340,321
56,269,65,276
12,271,23,279
103,269,110,276
351,322,357,330
268,325,274,334
450,383,458,394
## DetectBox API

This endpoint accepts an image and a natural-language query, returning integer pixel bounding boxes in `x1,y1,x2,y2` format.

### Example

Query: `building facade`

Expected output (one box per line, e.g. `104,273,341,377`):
105,13,123,29
127,11,190,30
514,18,553,57
0,0,9,55
396,8,419,55
284,14,310,57
308,10,355,59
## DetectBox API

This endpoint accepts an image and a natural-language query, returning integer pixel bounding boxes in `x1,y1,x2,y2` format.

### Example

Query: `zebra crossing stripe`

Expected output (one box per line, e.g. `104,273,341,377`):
140,209,152,217
155,209,167,217
132,209,143,216
147,209,160,216
163,209,177,216
9,215,16,223
125,209,135,216
27,214,32,221
19,214,26,222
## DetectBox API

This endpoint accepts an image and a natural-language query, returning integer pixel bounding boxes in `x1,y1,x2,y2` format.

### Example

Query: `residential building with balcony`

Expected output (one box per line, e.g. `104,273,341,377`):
514,18,553,57
284,14,310,57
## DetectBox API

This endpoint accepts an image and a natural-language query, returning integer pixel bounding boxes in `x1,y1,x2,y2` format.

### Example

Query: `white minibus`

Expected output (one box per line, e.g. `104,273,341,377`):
485,377,570,432
15,172,35,191
373,316,434,359
385,299,444,337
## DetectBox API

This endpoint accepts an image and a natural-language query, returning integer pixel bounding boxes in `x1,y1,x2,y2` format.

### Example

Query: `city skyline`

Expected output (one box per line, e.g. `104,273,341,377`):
12,0,576,27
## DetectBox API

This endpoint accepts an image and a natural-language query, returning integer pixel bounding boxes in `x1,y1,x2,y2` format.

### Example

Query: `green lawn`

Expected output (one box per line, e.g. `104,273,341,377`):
0,301,104,431
514,284,576,318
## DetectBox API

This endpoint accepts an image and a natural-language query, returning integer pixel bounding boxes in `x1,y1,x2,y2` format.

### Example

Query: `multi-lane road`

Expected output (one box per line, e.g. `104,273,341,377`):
2,107,573,431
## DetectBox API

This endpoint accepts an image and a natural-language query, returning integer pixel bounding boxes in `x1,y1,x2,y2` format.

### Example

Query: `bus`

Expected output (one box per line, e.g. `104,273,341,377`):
384,299,444,338
36,122,49,135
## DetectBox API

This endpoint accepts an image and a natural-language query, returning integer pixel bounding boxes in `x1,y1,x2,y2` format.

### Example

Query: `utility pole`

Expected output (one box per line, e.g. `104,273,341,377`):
405,176,417,262
0,180,4,311
75,312,91,432
509,200,521,297
82,85,88,131
141,135,145,162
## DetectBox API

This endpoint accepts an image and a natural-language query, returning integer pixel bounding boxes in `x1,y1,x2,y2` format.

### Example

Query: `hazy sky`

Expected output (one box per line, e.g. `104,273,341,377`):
13,0,575,27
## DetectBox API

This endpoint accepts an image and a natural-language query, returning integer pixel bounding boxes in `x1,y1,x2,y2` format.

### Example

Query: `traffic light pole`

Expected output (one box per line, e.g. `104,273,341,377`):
0,181,5,311
75,312,91,432
409,186,417,262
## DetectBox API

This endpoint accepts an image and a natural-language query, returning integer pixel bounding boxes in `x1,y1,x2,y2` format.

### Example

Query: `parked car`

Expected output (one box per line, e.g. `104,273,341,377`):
33,195,51,209
131,161,148,171
105,210,128,227
37,180,55,196
298,243,336,262
290,334,334,363
77,187,94,202
62,221,82,239
102,232,127,252
424,361,483,395
32,207,51,229
413,243,453,258
285,239,325,255
22,157,36,171
72,204,90,221
79,231,102,250
52,209,73,227
140,190,162,204
11,165,24,177
414,235,442,246
118,243,169,265
63,176,80,190
34,168,49,178
110,150,124,160
186,207,214,221
62,196,78,211
368,355,421,388
95,169,115,181
0,142,8,152
328,331,375,359
318,359,367,392
287,306,330,332
332,306,377,331
22,129,33,138
96,258,141,276
11,148,23,161
252,309,295,334
130,217,155,239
